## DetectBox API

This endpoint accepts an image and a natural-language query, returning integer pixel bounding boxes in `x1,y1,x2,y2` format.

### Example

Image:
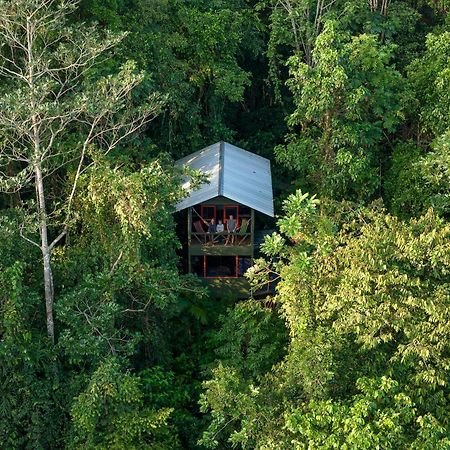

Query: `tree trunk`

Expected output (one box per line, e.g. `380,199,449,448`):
26,16,55,344
34,160,55,344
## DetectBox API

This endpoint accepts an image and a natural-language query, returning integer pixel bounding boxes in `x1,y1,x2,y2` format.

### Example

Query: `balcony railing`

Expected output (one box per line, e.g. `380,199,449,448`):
191,232,251,246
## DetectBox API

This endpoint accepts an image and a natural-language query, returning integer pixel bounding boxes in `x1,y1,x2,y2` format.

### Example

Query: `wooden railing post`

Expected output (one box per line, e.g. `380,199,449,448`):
251,209,255,258
188,207,192,273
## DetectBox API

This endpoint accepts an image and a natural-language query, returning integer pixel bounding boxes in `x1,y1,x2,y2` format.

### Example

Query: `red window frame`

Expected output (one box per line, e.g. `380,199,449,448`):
201,205,216,221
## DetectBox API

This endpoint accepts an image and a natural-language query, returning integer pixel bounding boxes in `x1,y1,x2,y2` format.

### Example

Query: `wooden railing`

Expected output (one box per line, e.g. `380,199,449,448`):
191,232,251,246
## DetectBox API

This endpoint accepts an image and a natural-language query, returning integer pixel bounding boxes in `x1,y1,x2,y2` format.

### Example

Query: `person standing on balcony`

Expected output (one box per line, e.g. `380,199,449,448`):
226,215,237,245
216,219,225,244
207,218,217,242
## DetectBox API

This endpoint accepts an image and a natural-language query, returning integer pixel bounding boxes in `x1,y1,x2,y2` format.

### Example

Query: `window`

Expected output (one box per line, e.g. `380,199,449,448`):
201,205,216,220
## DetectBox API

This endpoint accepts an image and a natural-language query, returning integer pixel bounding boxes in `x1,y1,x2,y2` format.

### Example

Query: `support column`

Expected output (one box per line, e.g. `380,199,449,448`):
250,209,255,259
188,207,192,273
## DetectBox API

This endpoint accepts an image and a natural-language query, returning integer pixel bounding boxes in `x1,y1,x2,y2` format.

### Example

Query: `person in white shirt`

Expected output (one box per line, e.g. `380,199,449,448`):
216,219,225,244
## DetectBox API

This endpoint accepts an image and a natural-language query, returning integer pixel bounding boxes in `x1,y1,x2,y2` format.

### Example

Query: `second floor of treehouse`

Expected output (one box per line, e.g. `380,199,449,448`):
188,198,255,256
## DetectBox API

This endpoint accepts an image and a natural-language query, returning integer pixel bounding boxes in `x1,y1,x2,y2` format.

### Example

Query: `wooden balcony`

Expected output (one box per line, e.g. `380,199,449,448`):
189,232,253,255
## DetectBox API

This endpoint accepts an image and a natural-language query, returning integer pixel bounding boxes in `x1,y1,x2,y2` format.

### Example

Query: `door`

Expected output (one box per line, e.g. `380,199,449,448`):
223,205,239,224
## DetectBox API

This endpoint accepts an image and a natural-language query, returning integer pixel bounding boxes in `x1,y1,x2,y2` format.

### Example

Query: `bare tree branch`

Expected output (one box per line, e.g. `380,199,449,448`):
19,220,41,249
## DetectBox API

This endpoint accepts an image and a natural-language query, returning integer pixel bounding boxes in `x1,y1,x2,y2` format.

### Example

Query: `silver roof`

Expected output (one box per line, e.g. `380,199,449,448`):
175,141,274,217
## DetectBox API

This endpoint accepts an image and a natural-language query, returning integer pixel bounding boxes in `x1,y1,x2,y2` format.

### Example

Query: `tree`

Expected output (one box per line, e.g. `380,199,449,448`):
0,0,163,342
70,359,179,449
385,29,450,218
385,136,450,218
0,262,66,448
78,0,260,155
275,22,405,200
264,0,348,73
201,192,450,448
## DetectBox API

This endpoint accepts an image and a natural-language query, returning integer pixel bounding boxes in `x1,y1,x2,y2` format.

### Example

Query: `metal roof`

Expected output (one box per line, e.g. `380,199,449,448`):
175,141,274,217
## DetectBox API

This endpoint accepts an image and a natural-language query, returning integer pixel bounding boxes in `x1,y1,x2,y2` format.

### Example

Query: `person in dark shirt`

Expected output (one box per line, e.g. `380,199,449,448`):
207,218,216,242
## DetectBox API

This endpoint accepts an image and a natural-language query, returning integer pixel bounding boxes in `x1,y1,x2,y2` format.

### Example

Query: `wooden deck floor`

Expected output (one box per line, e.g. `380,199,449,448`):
189,241,253,255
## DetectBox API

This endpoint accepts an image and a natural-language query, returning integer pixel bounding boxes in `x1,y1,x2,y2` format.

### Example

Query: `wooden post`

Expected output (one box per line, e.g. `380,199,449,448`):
250,209,255,259
188,207,192,273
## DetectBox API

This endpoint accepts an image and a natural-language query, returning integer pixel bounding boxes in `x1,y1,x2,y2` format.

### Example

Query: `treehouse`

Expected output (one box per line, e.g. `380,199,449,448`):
175,141,274,296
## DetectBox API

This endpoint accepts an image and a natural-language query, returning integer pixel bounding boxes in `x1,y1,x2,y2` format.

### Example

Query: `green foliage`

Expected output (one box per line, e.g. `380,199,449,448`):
1,0,450,448
384,142,427,218
0,264,64,449
0,212,39,270
80,0,260,153
55,155,206,370
385,135,450,218
209,300,287,379
286,375,450,449
408,30,450,138
285,377,418,449
394,27,450,218
201,192,450,448
71,155,182,269
200,363,289,449
418,132,450,216
70,358,179,449
276,22,406,200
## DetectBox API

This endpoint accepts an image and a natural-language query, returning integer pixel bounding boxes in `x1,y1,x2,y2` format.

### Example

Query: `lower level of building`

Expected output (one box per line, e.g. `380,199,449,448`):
190,255,252,278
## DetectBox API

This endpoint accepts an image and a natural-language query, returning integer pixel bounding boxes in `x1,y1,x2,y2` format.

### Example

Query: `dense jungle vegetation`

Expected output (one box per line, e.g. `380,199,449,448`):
0,0,449,448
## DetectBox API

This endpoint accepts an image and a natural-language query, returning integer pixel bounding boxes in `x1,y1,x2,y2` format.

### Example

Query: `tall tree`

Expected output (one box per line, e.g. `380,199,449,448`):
275,21,405,200
0,0,163,342
201,192,450,448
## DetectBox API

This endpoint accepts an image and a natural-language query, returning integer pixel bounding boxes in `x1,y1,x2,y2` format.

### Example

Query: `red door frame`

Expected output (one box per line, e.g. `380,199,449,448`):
223,205,239,227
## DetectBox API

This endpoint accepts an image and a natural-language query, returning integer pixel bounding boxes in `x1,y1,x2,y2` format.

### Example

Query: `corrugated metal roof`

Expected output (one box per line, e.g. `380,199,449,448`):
175,141,274,217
